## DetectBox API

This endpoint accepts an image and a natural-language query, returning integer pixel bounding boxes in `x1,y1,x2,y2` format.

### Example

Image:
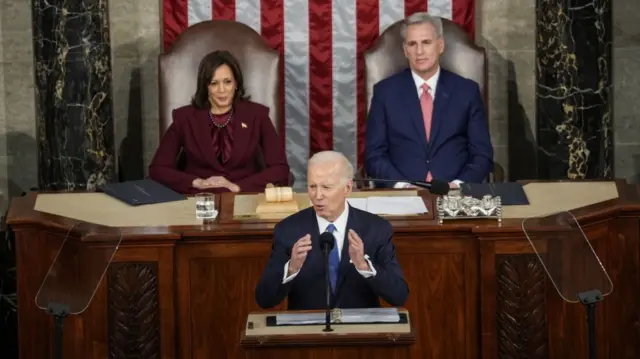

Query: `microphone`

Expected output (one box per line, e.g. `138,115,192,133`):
319,232,335,332
360,177,450,195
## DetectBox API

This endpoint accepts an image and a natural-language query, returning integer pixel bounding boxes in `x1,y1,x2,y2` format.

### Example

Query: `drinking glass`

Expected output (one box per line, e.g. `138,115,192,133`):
195,193,216,219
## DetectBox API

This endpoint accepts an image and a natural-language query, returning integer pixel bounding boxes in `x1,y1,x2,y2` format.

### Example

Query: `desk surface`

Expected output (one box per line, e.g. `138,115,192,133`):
6,180,640,237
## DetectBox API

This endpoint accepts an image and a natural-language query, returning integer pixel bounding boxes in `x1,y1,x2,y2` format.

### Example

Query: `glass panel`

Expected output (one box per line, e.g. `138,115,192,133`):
35,222,122,315
522,211,612,303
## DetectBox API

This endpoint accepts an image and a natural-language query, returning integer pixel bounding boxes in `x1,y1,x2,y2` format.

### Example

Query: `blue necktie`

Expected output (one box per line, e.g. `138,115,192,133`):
326,224,339,293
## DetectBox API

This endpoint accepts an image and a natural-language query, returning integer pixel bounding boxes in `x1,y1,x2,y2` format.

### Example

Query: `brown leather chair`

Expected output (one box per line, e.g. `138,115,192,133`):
158,20,294,184
159,20,281,134
362,18,505,183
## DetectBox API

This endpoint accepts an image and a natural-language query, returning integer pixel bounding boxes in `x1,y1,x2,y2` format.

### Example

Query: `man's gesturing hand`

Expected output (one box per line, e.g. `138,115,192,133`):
288,234,312,275
348,229,370,271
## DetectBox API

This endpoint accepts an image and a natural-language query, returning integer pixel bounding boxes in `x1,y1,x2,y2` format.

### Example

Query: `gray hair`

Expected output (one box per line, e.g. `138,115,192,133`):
400,12,443,41
308,151,354,183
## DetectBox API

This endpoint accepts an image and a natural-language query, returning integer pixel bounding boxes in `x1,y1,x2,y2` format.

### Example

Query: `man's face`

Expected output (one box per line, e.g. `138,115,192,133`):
307,162,352,222
403,22,444,77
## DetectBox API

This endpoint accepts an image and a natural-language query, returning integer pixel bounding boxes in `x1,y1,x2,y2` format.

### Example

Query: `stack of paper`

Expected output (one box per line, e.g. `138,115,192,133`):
275,307,400,325
346,196,428,215
337,308,400,323
275,312,326,325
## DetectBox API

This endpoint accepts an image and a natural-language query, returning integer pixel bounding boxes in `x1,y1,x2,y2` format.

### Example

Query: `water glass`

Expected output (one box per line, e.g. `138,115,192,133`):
195,193,216,219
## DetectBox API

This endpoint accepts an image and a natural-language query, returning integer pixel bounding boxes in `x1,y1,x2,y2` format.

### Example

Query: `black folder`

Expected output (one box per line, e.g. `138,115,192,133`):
100,179,186,206
460,182,529,206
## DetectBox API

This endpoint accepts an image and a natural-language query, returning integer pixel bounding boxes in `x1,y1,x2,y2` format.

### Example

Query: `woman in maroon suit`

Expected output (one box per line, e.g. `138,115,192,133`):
149,50,290,194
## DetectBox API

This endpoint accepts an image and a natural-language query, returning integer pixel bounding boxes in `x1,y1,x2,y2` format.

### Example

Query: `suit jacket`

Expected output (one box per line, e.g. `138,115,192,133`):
255,205,409,310
148,100,290,194
364,68,493,185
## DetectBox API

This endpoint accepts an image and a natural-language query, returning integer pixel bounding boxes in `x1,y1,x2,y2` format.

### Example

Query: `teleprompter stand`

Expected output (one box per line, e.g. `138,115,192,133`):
47,302,69,359
35,222,122,359
577,289,603,359
523,211,613,359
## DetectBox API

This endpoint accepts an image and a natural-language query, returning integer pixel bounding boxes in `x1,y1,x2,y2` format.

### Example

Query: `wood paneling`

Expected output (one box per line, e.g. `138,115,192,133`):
495,255,548,359
108,263,160,359
393,235,477,359
176,241,276,359
6,182,640,359
243,345,412,359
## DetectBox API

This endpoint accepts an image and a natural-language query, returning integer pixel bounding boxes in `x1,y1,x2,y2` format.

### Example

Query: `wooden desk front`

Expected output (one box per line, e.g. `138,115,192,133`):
240,309,414,358
6,181,640,359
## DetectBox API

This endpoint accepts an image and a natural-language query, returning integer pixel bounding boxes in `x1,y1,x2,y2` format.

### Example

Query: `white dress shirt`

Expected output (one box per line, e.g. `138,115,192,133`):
413,66,440,98
394,66,462,189
282,203,376,283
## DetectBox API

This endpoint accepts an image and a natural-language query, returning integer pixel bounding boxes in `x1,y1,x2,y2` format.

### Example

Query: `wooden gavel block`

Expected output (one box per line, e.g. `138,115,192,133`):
255,184,299,217
264,184,294,203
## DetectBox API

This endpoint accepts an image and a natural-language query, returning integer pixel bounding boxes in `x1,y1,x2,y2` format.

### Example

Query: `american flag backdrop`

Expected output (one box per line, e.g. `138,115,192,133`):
163,0,475,185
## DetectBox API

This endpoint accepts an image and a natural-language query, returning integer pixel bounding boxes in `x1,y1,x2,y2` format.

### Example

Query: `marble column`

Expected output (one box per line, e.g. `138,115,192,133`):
535,0,613,179
32,0,116,191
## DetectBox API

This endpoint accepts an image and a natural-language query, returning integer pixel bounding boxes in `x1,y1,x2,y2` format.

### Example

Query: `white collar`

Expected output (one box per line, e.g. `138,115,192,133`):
411,66,440,97
316,201,349,235
316,202,350,258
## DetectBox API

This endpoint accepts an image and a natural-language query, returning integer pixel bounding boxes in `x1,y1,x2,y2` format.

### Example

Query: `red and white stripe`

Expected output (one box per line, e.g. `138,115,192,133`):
163,0,475,186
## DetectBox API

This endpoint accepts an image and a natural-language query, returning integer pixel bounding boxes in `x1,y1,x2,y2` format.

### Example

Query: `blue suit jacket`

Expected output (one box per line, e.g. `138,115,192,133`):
365,68,493,185
255,205,409,310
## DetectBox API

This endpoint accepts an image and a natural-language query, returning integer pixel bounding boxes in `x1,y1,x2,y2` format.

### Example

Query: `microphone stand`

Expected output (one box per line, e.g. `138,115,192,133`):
322,243,333,332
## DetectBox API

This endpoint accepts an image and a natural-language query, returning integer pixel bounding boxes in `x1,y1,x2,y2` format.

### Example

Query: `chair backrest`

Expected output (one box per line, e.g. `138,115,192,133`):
159,20,281,135
364,18,486,112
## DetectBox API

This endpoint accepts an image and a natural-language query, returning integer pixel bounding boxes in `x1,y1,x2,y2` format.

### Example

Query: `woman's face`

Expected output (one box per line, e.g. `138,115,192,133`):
208,64,236,110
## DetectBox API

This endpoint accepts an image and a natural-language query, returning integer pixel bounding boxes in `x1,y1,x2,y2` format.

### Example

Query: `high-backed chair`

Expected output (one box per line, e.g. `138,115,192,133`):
158,20,293,184
362,18,505,184
159,20,281,135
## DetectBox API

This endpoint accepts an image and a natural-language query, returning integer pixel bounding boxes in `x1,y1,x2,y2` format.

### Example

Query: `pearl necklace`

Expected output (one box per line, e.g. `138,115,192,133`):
209,108,234,128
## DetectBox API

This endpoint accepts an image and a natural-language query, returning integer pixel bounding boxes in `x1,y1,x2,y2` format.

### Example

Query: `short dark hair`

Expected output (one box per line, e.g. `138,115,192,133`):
191,50,249,109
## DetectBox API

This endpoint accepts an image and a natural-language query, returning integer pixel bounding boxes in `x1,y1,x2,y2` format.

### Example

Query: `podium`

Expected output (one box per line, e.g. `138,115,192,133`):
240,310,415,358
8,181,640,359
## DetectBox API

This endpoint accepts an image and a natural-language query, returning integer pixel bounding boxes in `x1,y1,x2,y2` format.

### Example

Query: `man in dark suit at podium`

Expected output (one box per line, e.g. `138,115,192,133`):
255,151,409,310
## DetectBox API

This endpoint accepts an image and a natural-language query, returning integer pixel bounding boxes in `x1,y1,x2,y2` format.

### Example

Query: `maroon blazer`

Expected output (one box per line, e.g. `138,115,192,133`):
148,101,290,194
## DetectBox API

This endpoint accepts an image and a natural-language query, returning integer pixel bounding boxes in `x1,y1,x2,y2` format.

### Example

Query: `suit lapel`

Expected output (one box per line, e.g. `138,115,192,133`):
189,109,223,170
226,101,255,167
429,69,452,152
309,207,322,248
335,205,356,297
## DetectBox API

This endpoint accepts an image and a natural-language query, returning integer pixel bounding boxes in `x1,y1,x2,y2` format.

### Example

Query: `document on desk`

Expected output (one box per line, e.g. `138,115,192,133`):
338,308,400,323
346,196,427,215
366,196,428,215
346,198,368,211
275,308,400,325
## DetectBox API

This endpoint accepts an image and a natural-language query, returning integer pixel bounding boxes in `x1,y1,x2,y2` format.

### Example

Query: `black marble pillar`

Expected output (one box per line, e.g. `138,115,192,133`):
535,0,613,179
32,0,116,191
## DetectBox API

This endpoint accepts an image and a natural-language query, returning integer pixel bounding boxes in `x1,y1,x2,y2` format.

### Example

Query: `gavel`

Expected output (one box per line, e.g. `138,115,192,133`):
264,184,294,202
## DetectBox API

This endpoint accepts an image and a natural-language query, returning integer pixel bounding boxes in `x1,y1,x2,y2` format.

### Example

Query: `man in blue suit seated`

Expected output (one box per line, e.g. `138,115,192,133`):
255,151,409,310
365,12,493,189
